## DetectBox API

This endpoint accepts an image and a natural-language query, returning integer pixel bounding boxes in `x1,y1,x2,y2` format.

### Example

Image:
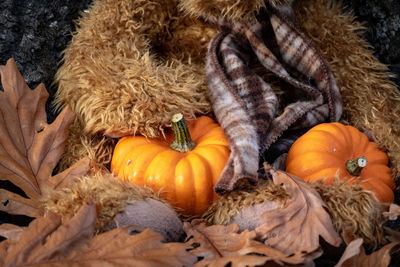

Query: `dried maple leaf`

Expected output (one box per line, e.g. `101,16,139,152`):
0,224,24,242
384,226,400,243
234,164,342,254
183,220,322,267
0,58,89,223
383,203,400,221
0,203,196,267
335,229,400,267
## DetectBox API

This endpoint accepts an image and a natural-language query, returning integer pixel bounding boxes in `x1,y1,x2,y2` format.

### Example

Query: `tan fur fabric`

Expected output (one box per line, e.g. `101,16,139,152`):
312,179,385,249
178,0,281,22
204,178,385,249
56,120,117,172
54,0,215,139
295,0,400,181
43,173,162,233
203,180,289,225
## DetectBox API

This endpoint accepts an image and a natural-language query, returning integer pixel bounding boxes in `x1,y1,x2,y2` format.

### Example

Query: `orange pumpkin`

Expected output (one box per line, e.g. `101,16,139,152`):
111,113,230,216
286,123,395,203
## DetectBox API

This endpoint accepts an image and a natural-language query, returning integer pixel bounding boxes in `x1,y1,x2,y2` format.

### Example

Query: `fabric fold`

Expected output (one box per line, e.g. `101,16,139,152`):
205,5,342,194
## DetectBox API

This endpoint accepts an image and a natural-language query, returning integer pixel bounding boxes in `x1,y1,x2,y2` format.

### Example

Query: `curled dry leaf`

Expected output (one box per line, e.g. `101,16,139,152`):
183,220,322,267
0,203,196,267
335,231,400,267
232,164,341,255
0,224,24,242
0,58,90,226
383,203,400,221
67,227,197,267
384,226,400,243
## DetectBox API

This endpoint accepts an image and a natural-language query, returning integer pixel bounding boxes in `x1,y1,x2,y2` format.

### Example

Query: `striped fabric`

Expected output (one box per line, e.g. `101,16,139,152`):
205,6,342,194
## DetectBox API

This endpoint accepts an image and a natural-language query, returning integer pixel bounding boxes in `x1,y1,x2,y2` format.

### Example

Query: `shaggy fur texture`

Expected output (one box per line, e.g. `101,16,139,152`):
43,173,173,234
57,120,117,172
203,179,289,225
204,178,385,249
311,179,385,249
54,0,215,138
295,0,400,181
179,0,270,22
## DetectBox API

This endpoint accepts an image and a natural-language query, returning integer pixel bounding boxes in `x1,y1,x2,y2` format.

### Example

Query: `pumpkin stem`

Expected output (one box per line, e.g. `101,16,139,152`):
170,113,196,152
346,156,367,176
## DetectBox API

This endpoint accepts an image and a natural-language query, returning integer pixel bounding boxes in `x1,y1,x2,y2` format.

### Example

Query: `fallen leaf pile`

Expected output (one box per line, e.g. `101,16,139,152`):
183,220,322,266
383,203,400,221
0,203,196,267
1,58,400,266
230,164,342,254
0,58,89,233
335,229,400,267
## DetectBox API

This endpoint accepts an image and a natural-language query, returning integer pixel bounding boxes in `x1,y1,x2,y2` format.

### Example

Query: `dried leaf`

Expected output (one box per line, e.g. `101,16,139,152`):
335,236,400,267
0,224,25,242
383,204,400,221
250,164,342,254
25,203,96,264
0,203,196,267
0,189,42,217
49,157,91,190
1,203,94,266
3,211,62,266
183,220,322,266
0,240,10,266
0,58,90,222
67,227,197,267
384,226,400,243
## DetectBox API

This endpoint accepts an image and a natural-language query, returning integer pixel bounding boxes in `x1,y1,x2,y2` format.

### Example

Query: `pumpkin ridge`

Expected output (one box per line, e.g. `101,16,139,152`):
361,165,395,188
294,130,347,155
122,144,170,185
306,167,343,184
111,136,150,172
174,156,196,213
331,123,353,155
287,151,344,175
143,150,184,196
186,152,214,215
189,116,218,140
344,124,364,158
362,179,394,203
195,128,228,145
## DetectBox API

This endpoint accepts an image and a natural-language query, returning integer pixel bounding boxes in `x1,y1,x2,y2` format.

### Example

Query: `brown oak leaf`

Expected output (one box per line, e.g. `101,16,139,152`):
384,226,400,243
183,220,322,266
232,164,341,255
335,229,400,267
383,203,400,221
0,203,196,267
0,58,90,223
0,224,24,242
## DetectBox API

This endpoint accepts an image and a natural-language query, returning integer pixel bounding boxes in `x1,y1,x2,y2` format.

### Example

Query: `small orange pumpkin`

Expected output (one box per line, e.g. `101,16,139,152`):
111,113,230,216
286,123,395,203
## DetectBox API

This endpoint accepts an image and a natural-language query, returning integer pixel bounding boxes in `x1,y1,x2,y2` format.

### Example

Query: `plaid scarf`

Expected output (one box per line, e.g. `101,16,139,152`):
205,5,342,194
